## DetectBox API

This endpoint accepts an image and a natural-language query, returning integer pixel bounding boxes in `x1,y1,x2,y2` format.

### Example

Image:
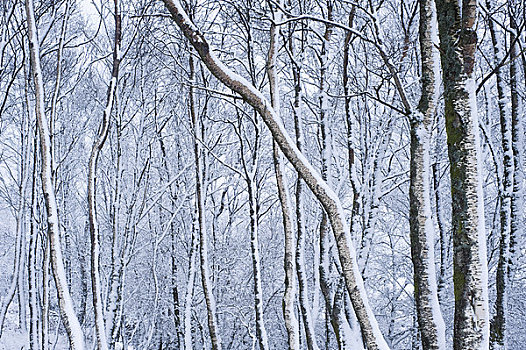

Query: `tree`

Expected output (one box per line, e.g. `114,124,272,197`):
24,0,85,348
435,0,490,348
408,0,446,348
160,1,390,349
87,1,121,349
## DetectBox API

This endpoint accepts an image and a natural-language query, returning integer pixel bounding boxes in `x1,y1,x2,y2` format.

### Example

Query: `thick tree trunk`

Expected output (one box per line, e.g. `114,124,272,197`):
161,1,390,349
24,0,85,348
435,0,490,348
409,0,446,349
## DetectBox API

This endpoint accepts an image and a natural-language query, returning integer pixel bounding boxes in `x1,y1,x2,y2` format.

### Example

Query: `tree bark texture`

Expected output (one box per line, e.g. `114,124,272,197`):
160,1,390,349
435,0,490,348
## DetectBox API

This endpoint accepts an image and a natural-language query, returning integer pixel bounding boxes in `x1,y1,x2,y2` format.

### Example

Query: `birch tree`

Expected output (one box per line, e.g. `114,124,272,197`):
435,0,490,348
160,1,390,349
24,0,85,348
87,1,121,349
266,4,300,349
409,0,446,348
189,53,223,350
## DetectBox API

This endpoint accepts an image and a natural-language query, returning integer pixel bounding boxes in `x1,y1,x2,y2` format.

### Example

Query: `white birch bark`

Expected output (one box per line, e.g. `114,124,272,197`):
317,7,356,346
189,55,222,350
508,0,522,286
41,242,50,350
267,7,299,349
88,1,121,348
435,0,490,348
184,224,197,350
24,0,85,348
29,135,39,350
408,0,446,348
105,125,123,348
160,1,390,349
486,3,514,348
290,25,319,350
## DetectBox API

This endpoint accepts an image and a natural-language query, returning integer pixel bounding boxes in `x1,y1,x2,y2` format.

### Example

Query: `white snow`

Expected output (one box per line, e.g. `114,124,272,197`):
467,77,490,349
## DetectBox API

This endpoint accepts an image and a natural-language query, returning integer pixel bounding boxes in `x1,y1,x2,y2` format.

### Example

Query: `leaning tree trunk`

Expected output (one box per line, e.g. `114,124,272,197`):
24,0,85,348
409,0,446,349
435,0,490,349
161,1,390,349
87,1,121,349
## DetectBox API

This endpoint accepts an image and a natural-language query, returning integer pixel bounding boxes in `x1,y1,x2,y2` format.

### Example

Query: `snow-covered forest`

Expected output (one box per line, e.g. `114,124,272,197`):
0,0,525,349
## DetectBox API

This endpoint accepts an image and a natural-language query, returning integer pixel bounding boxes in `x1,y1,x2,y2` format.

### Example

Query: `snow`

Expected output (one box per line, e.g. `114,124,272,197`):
184,233,197,350
466,77,490,349
25,0,86,347
420,123,447,349
4,1,522,349
430,0,441,103
115,342,135,350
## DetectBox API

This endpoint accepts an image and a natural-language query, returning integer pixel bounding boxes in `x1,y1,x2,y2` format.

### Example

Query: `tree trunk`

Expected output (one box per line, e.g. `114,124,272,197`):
29,134,39,350
267,9,299,349
409,0,446,348
184,223,198,350
106,123,123,349
291,23,319,350
161,1,390,349
24,0,85,348
342,7,360,255
317,6,355,346
435,0,490,348
486,3,514,348
189,55,222,350
432,160,448,303
87,1,121,349
41,242,50,350
508,0,522,286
